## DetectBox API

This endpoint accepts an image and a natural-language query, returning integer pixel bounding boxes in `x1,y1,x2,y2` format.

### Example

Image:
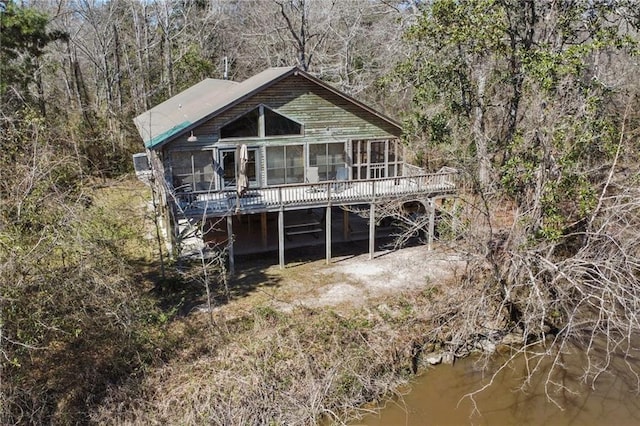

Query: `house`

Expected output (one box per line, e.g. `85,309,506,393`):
133,66,456,270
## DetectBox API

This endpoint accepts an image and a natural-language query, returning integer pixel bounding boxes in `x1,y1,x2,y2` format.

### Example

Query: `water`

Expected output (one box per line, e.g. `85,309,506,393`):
359,347,640,425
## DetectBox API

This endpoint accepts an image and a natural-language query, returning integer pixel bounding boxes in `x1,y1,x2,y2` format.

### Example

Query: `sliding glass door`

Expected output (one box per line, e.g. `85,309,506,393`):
219,148,258,189
266,145,304,185
309,142,345,181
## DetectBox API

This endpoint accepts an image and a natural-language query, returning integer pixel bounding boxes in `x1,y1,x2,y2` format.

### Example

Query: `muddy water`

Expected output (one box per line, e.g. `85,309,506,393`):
359,348,640,425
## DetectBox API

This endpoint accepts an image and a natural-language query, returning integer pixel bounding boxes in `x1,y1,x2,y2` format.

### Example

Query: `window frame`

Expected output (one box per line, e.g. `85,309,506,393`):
351,139,403,180
265,144,305,186
219,108,260,139
218,147,260,189
308,142,346,181
169,150,216,192
219,104,304,141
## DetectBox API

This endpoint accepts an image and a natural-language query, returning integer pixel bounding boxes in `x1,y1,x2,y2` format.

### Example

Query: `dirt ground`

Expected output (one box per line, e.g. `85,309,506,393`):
216,243,468,316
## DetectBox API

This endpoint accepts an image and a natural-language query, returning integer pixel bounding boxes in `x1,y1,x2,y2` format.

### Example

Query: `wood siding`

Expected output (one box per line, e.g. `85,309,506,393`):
166,74,400,151
161,74,402,191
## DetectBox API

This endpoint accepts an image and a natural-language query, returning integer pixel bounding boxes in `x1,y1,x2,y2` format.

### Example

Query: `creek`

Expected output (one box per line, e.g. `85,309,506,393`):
358,345,640,425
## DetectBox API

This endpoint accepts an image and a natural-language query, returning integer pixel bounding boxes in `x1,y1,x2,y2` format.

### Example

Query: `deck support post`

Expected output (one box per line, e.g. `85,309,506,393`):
451,197,459,236
369,203,375,260
227,215,235,276
325,206,332,264
343,208,349,241
427,198,435,251
278,208,285,268
261,212,268,248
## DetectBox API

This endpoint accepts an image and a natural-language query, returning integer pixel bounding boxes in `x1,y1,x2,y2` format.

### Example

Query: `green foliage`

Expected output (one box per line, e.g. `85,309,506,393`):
395,0,524,175
0,119,170,423
403,111,452,147
0,1,66,108
434,198,462,242
255,305,284,324
174,44,216,93
421,285,441,301
0,111,82,235
500,132,538,200
400,0,505,109
400,0,636,247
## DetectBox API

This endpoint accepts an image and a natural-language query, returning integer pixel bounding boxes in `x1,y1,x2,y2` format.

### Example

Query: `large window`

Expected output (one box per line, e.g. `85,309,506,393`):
265,108,302,136
309,142,345,181
220,105,302,139
266,145,304,185
171,151,215,191
220,108,259,138
351,139,403,180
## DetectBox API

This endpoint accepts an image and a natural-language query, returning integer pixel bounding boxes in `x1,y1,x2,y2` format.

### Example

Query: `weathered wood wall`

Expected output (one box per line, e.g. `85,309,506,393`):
167,74,399,148
161,73,401,190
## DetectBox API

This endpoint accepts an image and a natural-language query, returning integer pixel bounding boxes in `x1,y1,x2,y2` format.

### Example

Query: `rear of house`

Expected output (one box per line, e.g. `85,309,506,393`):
134,66,456,267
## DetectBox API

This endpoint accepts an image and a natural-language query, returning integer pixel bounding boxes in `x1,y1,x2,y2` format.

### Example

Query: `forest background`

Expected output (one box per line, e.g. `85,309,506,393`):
2,0,640,424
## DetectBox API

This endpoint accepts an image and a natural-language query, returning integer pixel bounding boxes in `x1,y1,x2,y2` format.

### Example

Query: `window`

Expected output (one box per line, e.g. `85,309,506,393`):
351,139,403,180
266,145,304,185
265,108,302,136
220,108,259,138
370,140,385,163
220,105,302,139
171,151,215,191
387,139,402,177
309,142,345,181
132,153,149,173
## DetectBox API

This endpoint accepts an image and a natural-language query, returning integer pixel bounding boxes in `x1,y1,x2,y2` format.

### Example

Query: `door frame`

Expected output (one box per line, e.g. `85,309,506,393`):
217,146,260,189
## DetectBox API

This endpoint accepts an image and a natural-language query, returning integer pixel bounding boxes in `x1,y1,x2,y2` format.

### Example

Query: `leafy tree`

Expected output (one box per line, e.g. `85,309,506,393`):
398,0,638,230
396,0,640,405
0,1,66,115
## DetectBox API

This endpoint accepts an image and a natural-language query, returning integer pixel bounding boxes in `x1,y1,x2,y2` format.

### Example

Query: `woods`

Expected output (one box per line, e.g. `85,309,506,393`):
397,0,640,409
2,0,640,423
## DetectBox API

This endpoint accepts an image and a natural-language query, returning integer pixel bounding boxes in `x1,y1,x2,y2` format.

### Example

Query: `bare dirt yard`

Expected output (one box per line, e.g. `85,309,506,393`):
214,242,469,317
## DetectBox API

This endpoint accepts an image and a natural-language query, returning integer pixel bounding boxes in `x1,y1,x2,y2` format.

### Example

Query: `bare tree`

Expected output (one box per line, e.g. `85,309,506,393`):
386,0,640,412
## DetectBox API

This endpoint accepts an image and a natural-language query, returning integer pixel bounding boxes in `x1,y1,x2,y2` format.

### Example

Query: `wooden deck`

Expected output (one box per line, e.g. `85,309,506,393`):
175,170,458,219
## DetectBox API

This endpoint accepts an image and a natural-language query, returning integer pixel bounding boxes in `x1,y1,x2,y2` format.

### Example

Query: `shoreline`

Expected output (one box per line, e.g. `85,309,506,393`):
92,243,524,424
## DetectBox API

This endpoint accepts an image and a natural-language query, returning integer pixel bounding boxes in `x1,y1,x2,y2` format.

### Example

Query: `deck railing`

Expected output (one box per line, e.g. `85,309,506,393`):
174,168,458,217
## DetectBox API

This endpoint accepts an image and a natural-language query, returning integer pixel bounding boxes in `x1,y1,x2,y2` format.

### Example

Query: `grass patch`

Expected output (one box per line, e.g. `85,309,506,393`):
91,300,437,425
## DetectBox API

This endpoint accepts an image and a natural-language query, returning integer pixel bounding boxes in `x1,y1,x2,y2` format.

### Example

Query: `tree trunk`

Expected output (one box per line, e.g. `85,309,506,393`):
474,65,490,187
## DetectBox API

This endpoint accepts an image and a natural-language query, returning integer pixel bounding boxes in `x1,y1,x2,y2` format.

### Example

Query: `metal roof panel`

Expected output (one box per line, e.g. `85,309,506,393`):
133,66,402,149
134,68,297,148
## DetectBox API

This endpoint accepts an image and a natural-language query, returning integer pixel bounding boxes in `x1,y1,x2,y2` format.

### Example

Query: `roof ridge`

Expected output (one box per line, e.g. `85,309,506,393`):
134,65,400,149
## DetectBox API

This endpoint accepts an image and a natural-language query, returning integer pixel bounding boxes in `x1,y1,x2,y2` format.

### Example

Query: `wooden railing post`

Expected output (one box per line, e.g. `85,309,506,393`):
325,205,332,264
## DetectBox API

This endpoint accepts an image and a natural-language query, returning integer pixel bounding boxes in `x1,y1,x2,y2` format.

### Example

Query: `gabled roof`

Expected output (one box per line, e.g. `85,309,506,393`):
134,78,239,148
134,66,401,149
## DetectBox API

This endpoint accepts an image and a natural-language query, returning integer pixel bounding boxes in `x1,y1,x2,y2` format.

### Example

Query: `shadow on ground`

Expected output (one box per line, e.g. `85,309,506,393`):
150,234,426,317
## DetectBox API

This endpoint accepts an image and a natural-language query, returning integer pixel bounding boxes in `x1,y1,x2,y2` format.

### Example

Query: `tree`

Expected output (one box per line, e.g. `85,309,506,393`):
0,1,66,116
397,0,531,184
0,110,171,423
395,0,640,406
217,0,408,105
